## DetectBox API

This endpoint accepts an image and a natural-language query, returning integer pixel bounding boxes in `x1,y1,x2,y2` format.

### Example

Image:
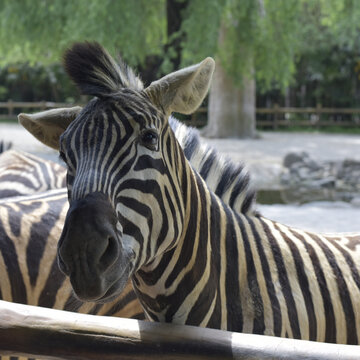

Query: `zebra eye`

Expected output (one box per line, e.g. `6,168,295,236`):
140,129,159,150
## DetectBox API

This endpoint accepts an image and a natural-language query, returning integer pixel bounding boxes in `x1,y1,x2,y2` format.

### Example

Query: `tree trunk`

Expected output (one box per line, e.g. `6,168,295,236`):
166,0,188,70
202,26,256,139
139,0,188,85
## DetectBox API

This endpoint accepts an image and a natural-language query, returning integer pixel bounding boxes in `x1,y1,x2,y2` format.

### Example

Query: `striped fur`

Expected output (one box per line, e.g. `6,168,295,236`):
0,150,66,198
0,123,253,310
21,42,360,345
170,117,255,215
0,122,254,320
0,189,143,316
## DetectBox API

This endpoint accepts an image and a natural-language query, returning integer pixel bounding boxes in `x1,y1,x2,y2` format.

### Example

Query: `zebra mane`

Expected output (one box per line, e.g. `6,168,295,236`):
64,42,143,97
170,117,256,215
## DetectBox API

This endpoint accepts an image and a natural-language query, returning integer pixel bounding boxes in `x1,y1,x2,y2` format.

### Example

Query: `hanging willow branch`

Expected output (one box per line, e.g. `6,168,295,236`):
0,300,359,360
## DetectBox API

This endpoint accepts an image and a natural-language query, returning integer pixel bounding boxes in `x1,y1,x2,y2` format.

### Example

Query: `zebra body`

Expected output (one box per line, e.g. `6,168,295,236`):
0,149,66,198
20,42,360,344
0,188,143,318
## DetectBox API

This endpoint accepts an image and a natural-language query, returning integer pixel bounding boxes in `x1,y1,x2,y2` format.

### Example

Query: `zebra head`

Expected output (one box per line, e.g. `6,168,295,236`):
19,42,215,302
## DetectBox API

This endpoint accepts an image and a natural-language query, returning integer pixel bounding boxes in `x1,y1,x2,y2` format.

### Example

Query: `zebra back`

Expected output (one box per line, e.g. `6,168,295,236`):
0,150,66,199
0,189,143,319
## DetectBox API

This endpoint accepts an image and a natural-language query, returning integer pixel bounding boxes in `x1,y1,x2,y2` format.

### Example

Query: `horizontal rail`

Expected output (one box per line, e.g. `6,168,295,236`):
0,300,359,359
1,101,360,129
0,101,73,108
1,101,360,114
256,107,360,114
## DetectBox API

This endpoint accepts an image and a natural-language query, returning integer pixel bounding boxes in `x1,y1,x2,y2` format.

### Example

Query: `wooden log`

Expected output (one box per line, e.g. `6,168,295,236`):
0,301,359,359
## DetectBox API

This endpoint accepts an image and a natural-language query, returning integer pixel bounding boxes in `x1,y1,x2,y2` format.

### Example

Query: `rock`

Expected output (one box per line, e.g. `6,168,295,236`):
281,151,360,202
313,178,336,188
303,158,321,171
283,152,308,168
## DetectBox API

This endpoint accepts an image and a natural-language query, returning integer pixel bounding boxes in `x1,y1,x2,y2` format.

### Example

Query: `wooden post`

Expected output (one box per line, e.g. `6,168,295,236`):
7,99,14,117
316,103,322,128
40,100,46,111
273,103,279,130
0,300,359,360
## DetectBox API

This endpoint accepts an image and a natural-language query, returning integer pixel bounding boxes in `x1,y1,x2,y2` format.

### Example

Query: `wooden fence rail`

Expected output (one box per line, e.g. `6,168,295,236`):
0,100,75,118
190,104,360,128
0,300,359,359
1,100,360,129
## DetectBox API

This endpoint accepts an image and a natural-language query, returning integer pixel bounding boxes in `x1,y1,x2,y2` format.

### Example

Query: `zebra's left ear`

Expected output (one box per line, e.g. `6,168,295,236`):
18,106,82,150
145,57,215,115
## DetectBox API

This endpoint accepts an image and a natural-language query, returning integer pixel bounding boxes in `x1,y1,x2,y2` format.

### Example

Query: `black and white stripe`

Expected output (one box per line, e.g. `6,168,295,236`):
21,42,360,345
0,129,255,316
0,150,66,198
0,189,144,317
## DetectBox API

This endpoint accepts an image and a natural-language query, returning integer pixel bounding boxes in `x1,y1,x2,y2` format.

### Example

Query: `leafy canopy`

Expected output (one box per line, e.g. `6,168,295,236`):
0,0,165,66
0,0,359,92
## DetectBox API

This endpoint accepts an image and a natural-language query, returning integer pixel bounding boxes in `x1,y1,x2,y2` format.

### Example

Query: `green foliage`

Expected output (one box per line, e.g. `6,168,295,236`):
0,63,79,102
0,0,359,103
284,0,360,107
179,0,360,93
180,0,224,64
0,0,165,66
179,0,301,90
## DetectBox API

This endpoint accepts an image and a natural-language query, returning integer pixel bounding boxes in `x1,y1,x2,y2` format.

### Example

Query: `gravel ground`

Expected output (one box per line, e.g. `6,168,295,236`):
1,123,360,233
205,131,360,189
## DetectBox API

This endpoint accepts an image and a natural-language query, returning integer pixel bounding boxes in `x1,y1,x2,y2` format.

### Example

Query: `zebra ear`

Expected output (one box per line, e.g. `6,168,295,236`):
18,106,82,150
145,57,215,115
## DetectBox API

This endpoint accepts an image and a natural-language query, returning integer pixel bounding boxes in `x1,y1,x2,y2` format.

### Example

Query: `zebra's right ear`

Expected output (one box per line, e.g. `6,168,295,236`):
145,57,215,116
18,106,82,150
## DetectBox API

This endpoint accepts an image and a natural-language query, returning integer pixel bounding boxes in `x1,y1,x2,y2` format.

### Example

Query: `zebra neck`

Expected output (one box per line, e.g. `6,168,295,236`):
132,160,252,326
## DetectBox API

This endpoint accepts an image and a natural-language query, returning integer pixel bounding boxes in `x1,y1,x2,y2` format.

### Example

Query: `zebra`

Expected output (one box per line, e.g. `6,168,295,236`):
0,192,145,360
0,113,254,319
0,149,66,198
0,125,256,360
0,107,253,313
0,123,255,360
0,188,144,318
20,42,360,344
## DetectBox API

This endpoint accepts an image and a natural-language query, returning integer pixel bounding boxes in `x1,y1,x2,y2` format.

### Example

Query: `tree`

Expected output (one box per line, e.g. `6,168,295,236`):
0,0,165,67
179,0,301,138
1,1,359,137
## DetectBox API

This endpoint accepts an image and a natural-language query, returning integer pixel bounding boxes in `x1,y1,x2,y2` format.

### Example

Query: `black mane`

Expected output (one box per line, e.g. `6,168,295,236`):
64,42,143,98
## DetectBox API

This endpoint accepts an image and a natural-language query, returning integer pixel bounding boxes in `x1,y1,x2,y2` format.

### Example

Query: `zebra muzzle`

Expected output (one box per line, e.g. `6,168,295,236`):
57,191,131,301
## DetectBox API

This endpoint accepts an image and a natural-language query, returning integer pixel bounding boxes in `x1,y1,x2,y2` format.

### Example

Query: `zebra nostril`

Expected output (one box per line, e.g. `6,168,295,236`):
99,236,118,271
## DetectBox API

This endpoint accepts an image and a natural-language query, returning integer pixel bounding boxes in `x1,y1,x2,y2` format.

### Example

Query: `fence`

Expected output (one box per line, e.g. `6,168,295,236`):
0,100,79,119
2,100,360,129
1,300,359,359
190,104,360,128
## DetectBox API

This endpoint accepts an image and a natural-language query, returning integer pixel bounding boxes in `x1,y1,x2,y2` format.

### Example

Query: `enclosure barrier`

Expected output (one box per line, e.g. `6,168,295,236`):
2,101,360,129
191,105,360,128
0,300,359,360
0,100,75,119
